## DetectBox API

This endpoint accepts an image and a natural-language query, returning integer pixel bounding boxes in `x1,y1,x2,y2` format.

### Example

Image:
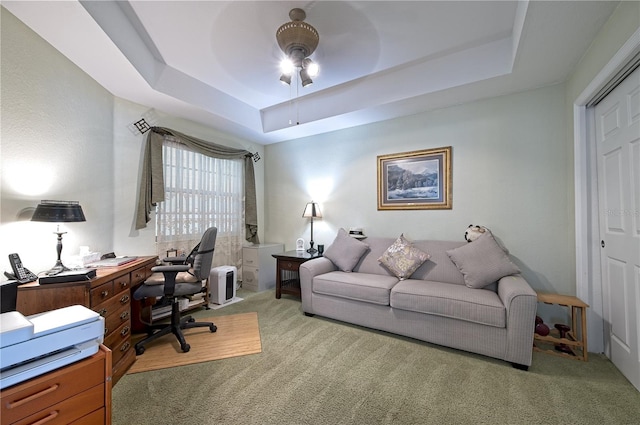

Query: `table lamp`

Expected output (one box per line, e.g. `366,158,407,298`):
302,201,322,253
31,200,86,274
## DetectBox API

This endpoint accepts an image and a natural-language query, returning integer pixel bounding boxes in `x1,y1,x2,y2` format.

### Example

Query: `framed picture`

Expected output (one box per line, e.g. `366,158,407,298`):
377,146,452,210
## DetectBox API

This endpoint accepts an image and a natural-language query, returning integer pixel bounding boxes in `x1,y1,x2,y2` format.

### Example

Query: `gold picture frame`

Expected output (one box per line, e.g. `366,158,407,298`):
377,146,452,210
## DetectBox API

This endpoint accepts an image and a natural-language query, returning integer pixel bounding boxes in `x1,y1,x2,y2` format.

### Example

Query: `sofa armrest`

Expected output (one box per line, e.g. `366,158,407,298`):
299,257,337,313
497,274,538,366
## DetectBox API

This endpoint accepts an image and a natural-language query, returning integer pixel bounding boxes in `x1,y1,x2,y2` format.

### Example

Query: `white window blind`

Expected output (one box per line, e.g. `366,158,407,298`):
156,138,244,270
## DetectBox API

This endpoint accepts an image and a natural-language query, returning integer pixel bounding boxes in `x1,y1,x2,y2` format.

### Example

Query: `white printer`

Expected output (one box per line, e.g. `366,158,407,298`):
0,305,104,389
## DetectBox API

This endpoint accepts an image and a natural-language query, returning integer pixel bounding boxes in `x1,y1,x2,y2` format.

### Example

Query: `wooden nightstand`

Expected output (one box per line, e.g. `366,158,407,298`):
272,250,321,299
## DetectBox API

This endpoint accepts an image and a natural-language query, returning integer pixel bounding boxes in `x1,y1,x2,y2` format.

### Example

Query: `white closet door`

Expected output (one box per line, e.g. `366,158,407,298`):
595,65,640,391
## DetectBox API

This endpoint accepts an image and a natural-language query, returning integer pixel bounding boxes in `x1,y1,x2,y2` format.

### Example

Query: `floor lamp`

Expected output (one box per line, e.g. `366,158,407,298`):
302,201,322,254
31,200,86,275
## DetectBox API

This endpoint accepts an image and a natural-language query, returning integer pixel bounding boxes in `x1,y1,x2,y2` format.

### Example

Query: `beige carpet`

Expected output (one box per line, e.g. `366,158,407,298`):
127,312,261,374
114,291,640,425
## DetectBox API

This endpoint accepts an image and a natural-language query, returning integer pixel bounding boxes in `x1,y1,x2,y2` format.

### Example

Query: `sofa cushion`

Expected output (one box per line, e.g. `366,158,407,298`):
313,271,399,306
446,232,520,289
378,234,430,280
323,228,369,272
390,279,506,328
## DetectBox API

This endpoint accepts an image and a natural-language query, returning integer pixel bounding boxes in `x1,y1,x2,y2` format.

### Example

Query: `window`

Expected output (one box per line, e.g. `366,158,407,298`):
156,138,244,269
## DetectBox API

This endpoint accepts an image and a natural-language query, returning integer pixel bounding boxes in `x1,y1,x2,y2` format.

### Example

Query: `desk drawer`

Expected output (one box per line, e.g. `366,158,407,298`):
279,259,302,272
15,384,104,425
131,266,150,285
94,289,131,319
111,347,135,387
105,322,132,366
104,303,131,337
1,353,104,424
90,281,114,307
113,273,131,293
70,407,105,424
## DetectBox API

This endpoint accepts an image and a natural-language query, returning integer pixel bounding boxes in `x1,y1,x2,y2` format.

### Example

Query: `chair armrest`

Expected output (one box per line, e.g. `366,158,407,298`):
497,274,537,366
162,256,187,264
151,264,190,273
299,257,337,313
150,264,191,296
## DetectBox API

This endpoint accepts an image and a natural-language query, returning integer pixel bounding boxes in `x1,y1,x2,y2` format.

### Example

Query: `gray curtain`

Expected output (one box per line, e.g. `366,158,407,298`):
135,127,259,244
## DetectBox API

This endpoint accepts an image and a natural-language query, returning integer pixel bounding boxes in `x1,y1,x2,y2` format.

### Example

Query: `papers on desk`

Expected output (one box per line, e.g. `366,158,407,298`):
87,256,137,267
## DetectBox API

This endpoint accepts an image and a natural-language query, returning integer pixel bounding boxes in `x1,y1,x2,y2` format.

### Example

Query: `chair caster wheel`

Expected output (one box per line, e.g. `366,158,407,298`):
181,343,190,353
210,325,217,332
136,346,145,355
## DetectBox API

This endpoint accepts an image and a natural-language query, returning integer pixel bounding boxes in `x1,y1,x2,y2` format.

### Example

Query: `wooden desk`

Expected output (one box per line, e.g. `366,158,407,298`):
16,256,157,385
1,344,112,425
272,250,322,299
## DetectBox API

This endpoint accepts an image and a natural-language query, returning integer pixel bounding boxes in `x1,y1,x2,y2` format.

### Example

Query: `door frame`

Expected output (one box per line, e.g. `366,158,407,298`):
574,27,640,354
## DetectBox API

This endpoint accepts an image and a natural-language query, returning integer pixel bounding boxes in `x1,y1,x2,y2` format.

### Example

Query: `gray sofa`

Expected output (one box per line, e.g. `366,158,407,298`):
299,234,538,369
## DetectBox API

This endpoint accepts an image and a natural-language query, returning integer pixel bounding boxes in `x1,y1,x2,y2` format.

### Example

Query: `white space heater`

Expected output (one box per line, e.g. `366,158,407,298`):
209,266,237,305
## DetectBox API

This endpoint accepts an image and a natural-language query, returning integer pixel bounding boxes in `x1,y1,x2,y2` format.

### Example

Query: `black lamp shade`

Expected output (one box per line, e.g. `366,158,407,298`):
31,200,86,223
302,202,322,218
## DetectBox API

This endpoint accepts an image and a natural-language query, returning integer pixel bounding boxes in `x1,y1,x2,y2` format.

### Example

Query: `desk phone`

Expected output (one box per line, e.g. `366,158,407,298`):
5,253,38,284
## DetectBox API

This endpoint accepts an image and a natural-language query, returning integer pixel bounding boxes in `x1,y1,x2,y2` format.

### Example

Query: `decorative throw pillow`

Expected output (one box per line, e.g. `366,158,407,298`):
446,232,520,289
323,228,369,272
378,234,431,280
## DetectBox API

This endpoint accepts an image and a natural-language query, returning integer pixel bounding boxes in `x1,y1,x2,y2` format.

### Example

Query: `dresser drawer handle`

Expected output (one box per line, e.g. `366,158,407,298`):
101,290,109,298
98,309,107,317
120,295,130,304
120,311,130,320
7,384,59,409
28,410,59,425
121,326,130,337
119,280,129,288
105,327,109,334
121,341,130,352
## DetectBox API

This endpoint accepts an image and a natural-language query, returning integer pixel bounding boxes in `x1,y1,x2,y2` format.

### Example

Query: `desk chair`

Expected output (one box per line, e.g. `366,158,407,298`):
133,227,218,355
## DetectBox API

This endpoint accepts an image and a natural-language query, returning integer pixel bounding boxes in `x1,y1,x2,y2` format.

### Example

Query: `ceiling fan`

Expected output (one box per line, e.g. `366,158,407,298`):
276,8,320,87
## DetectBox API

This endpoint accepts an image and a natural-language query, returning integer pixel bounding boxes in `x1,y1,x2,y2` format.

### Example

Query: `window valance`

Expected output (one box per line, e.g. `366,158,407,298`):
135,127,259,244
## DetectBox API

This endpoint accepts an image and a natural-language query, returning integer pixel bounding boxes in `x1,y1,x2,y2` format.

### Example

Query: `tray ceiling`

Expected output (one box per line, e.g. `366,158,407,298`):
3,1,619,144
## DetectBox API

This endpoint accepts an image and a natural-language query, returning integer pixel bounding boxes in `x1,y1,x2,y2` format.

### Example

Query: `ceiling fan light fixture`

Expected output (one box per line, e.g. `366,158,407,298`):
300,68,313,87
276,8,319,88
302,58,319,78
279,73,292,85
280,58,295,75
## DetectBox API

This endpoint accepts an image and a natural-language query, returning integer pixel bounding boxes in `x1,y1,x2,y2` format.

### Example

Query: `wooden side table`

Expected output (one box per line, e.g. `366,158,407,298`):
533,292,589,361
272,250,321,299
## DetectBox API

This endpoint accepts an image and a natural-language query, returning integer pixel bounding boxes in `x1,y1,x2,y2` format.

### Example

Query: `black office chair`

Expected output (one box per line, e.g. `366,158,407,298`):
133,227,218,355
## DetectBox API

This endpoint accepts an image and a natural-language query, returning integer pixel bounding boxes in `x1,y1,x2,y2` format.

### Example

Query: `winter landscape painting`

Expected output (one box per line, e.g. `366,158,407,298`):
377,147,452,210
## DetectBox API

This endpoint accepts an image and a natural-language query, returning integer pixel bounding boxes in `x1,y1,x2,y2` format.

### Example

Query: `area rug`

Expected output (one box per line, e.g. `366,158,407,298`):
127,312,261,374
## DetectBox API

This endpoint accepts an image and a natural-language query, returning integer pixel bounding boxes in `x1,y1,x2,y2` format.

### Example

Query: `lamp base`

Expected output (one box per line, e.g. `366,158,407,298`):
306,248,317,254
46,261,71,276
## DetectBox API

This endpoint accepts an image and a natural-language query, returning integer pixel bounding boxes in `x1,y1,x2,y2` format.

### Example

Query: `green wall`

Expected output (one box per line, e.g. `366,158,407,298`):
265,84,570,293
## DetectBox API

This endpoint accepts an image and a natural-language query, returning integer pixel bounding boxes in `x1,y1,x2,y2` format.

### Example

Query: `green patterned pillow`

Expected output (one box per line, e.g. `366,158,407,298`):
378,234,431,280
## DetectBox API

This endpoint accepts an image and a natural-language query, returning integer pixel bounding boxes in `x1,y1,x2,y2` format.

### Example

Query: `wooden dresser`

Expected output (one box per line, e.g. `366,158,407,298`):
16,256,157,385
1,345,112,425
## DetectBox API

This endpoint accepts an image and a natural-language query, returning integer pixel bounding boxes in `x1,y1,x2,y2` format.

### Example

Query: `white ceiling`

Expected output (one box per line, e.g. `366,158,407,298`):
3,1,619,145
